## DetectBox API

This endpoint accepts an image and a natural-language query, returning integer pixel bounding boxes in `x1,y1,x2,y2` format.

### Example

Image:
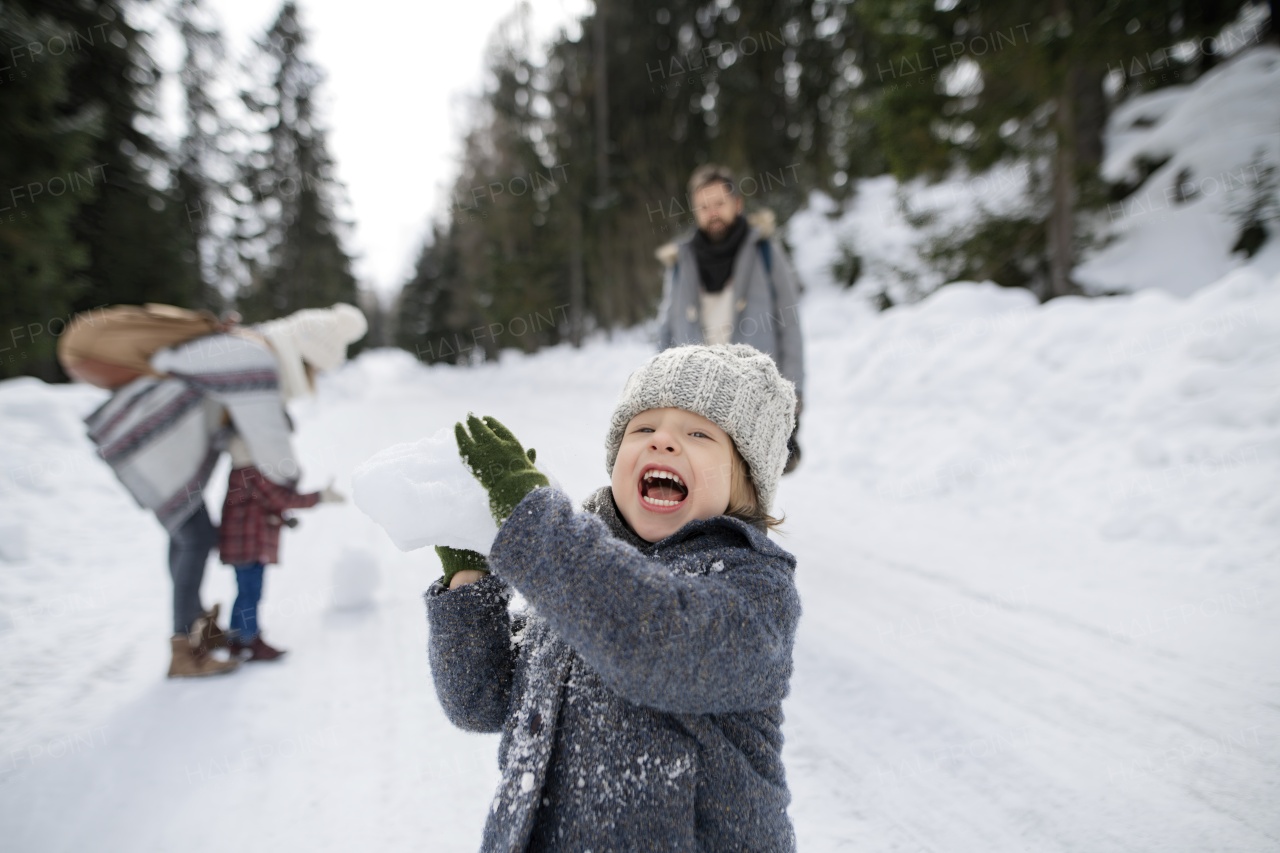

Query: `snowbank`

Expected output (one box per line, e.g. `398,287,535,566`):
803,267,1279,560
788,160,1036,304
1078,46,1280,295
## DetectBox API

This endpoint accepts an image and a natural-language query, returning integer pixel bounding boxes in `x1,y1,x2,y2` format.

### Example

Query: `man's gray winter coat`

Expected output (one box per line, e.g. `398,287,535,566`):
426,485,800,853
656,214,805,396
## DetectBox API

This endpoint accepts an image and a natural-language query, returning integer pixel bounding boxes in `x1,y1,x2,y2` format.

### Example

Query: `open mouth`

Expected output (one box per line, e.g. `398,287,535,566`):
639,467,689,509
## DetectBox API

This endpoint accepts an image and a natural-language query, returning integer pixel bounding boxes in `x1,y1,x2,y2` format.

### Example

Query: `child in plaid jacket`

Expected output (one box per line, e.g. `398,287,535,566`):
218,431,340,660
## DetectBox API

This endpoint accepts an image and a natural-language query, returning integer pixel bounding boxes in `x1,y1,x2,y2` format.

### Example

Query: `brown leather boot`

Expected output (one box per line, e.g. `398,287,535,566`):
193,603,230,653
229,635,287,662
167,633,239,678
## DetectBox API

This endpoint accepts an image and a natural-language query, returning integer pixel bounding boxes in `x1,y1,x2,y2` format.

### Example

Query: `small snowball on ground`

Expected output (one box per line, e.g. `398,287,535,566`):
0,523,28,562
352,428,499,554
330,547,380,611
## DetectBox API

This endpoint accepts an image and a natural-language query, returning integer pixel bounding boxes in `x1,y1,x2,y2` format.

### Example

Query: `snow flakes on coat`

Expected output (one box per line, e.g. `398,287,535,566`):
426,486,800,852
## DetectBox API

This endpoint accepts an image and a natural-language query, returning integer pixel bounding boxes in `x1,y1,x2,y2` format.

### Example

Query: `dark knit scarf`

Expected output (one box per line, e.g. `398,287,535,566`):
691,214,749,293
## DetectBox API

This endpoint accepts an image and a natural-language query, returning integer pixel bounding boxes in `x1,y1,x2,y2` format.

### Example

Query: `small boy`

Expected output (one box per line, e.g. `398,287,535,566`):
427,344,800,852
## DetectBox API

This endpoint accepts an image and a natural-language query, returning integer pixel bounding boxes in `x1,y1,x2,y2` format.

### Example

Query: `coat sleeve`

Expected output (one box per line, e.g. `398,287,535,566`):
766,239,805,396
250,474,321,514
425,574,518,733
220,396,302,487
488,488,799,715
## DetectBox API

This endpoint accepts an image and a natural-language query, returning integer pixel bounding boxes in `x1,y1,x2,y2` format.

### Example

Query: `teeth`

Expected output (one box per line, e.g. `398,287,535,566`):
641,468,686,509
643,469,685,487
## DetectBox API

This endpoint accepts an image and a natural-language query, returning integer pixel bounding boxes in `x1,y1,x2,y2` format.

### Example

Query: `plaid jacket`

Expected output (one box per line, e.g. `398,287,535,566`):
219,466,319,566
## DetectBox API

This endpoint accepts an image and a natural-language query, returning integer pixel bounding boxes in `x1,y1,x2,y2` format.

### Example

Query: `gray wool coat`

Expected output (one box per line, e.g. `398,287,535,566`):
656,218,805,397
425,485,800,853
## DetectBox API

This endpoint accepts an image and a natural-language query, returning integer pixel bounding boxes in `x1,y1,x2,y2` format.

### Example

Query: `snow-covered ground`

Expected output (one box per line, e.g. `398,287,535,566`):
1,259,1277,850
4,28,1280,850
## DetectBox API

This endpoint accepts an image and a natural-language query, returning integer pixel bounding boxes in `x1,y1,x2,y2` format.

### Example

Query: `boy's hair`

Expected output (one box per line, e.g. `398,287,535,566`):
725,443,784,532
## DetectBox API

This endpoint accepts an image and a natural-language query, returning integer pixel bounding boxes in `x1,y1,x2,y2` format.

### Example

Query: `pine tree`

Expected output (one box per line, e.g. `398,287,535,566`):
236,1,358,322
171,0,233,312
58,0,206,312
0,2,96,380
396,224,474,365
396,9,574,363
842,0,1252,299
2,0,206,380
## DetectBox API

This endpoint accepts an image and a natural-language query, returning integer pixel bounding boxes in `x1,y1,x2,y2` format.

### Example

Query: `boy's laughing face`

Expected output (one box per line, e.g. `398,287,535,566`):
611,407,734,543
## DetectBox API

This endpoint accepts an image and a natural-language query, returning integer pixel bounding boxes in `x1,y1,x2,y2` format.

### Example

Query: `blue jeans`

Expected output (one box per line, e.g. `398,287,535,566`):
230,562,266,641
168,505,217,635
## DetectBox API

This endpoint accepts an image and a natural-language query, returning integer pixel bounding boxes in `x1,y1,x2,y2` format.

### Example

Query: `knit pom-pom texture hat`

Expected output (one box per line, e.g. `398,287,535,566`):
257,303,368,400
605,344,796,513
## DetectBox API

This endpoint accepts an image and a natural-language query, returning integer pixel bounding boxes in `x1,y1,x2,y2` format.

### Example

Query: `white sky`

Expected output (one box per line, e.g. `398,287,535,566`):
148,0,590,299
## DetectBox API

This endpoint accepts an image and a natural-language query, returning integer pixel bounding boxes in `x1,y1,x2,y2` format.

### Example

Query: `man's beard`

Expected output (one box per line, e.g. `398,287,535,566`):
702,218,729,240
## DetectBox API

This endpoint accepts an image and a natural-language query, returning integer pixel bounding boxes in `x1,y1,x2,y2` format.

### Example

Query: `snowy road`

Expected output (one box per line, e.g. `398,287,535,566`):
2,279,1277,851
784,484,1276,852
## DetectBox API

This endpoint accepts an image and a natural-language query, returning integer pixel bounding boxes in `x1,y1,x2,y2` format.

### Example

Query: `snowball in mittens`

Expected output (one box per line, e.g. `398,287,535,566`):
352,428,499,554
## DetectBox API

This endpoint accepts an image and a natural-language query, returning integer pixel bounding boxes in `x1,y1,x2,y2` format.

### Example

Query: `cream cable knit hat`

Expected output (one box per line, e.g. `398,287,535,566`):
257,303,367,401
605,344,796,513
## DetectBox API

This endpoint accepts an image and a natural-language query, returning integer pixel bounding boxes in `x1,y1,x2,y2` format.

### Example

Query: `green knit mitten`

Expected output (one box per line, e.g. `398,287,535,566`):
435,545,489,588
455,414,550,524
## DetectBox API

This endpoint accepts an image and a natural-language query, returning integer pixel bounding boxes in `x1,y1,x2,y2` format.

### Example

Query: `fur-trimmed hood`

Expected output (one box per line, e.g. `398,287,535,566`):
655,208,777,268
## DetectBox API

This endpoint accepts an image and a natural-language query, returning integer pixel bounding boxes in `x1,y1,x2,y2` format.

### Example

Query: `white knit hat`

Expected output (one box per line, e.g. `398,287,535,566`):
257,303,368,400
605,344,796,513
